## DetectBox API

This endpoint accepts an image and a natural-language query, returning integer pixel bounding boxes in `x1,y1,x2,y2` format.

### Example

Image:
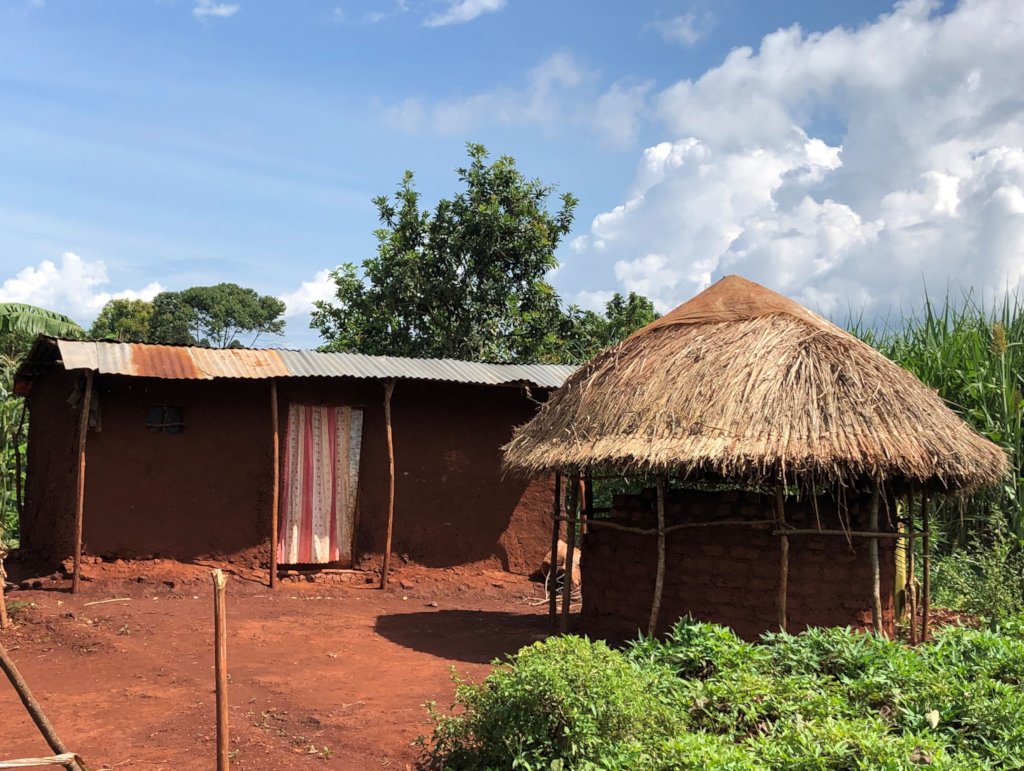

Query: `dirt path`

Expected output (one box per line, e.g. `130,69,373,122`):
0,563,553,769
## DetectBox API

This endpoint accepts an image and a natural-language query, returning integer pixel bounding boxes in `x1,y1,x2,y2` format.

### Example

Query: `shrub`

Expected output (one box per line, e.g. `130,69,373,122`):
420,635,685,770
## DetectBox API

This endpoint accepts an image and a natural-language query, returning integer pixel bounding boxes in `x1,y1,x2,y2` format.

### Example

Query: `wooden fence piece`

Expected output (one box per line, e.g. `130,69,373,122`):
921,493,931,642
212,569,229,771
868,481,883,636
380,380,397,589
71,371,93,595
548,472,561,621
647,476,668,636
0,639,83,771
560,474,579,634
907,493,918,644
269,380,279,589
776,487,789,632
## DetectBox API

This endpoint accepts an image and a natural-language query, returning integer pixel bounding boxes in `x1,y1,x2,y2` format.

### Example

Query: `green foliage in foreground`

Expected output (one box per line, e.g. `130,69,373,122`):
422,619,1024,770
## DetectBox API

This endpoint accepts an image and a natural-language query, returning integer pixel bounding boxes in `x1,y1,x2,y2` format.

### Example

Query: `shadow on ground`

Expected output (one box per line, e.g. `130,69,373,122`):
374,609,553,664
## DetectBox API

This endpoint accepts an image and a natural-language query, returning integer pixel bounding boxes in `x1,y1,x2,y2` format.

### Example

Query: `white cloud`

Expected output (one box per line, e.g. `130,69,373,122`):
651,12,711,47
193,1,240,19
381,53,650,147
424,0,506,27
278,269,336,319
0,252,163,325
572,0,1024,320
574,289,615,311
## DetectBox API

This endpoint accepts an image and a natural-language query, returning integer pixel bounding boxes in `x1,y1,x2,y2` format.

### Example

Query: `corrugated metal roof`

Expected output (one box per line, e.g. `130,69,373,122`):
47,340,575,388
277,350,576,388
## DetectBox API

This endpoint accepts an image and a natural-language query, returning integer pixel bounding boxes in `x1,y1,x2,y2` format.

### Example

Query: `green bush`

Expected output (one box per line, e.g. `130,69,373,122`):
423,618,1024,769
421,635,686,770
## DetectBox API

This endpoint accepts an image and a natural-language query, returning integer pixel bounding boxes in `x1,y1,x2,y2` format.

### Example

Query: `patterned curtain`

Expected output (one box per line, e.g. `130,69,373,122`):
277,404,363,564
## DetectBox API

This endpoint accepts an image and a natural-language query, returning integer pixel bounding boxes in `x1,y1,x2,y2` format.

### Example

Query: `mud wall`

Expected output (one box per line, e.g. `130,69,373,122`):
581,488,896,640
21,373,551,574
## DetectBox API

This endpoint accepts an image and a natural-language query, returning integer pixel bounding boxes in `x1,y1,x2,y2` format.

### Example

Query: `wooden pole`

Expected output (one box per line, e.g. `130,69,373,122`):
0,558,8,630
548,471,562,622
212,569,229,771
581,473,592,535
920,492,931,642
559,473,579,634
269,381,280,589
906,493,918,644
647,476,668,637
71,371,93,595
380,379,397,589
775,487,789,632
0,639,81,771
868,480,883,636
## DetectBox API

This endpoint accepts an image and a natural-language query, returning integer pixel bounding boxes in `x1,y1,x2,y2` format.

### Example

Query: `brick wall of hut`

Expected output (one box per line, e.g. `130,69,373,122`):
580,487,896,640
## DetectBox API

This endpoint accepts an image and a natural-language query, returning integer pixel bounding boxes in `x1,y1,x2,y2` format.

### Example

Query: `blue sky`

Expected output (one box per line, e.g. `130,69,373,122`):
2,0,1022,348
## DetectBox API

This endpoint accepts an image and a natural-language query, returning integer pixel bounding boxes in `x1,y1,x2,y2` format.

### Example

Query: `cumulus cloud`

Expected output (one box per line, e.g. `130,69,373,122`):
573,0,1024,319
0,252,163,325
278,269,336,319
382,53,651,147
424,0,506,27
193,1,240,19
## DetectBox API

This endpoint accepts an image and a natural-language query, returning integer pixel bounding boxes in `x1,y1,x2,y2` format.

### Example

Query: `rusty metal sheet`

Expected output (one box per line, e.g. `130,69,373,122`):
48,339,575,387
189,347,288,379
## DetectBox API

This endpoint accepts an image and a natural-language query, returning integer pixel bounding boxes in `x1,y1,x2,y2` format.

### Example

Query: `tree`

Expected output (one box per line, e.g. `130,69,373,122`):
89,299,154,342
149,284,286,348
0,303,83,340
561,292,659,362
312,143,579,363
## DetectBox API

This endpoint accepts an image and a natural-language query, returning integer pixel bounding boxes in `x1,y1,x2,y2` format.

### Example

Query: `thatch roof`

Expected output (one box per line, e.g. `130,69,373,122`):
504,275,1008,492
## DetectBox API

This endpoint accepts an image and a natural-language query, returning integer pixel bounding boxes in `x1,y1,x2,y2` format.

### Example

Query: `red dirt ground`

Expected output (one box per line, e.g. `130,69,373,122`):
0,559,556,770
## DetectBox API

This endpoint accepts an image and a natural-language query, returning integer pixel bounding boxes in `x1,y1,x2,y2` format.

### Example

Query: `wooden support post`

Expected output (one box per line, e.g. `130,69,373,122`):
559,473,579,634
548,471,562,622
581,473,592,535
0,558,8,630
0,639,82,771
906,493,918,645
775,487,789,633
71,371,93,595
868,480,883,636
380,379,397,590
647,476,668,637
921,492,931,643
269,381,279,589
212,569,229,771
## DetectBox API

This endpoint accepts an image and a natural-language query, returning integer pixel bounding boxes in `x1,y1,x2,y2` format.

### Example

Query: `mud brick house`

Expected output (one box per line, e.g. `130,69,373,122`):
15,338,575,581
505,275,1007,640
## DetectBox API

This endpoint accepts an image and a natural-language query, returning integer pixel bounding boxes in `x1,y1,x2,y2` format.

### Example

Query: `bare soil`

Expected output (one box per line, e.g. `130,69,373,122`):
0,559,554,770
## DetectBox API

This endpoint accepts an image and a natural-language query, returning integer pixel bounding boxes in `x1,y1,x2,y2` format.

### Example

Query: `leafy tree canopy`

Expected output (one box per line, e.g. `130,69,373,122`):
89,299,154,343
312,143,582,363
148,283,286,348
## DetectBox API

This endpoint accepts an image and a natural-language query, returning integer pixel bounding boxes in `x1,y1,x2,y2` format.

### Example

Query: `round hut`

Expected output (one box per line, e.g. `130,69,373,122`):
504,275,1007,640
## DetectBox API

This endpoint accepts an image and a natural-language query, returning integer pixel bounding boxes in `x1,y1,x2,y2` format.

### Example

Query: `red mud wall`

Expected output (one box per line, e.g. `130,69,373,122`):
277,378,550,574
22,373,550,575
581,489,896,641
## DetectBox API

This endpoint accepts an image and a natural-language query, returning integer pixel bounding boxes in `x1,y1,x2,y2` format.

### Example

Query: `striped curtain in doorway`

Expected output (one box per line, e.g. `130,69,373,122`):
277,404,364,565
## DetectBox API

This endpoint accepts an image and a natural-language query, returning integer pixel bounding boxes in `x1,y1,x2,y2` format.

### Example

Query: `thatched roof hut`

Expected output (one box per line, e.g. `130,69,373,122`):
505,275,1007,493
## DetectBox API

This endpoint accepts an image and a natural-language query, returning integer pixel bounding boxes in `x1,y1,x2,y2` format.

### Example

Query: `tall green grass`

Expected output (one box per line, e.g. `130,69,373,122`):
852,290,1024,545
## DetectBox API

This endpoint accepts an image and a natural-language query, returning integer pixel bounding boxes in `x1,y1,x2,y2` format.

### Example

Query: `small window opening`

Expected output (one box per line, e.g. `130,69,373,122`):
146,405,185,434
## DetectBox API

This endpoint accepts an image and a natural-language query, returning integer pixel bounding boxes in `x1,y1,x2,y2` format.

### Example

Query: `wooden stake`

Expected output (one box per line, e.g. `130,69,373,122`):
0,561,8,630
775,487,789,632
211,569,229,771
548,471,562,622
868,480,883,636
0,639,81,771
380,379,397,590
581,474,592,536
647,476,667,637
71,371,93,595
906,493,918,645
921,492,931,643
269,381,280,589
559,473,579,634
